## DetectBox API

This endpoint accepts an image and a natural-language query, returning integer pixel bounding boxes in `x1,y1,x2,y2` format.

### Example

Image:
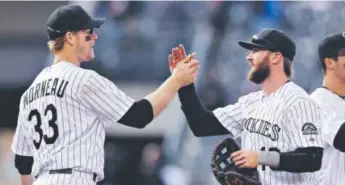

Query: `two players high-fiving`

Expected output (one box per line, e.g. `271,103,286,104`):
168,44,198,86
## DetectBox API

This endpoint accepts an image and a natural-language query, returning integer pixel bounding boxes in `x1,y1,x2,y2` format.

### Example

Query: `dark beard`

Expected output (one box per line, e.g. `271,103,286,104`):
248,59,270,84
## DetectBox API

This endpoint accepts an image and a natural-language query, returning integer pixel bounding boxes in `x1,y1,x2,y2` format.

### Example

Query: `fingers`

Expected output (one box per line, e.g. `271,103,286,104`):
190,65,199,74
235,159,247,168
231,154,244,164
169,54,174,66
188,60,200,72
180,54,192,63
179,44,186,57
231,151,241,159
191,52,196,60
231,150,248,168
172,47,183,61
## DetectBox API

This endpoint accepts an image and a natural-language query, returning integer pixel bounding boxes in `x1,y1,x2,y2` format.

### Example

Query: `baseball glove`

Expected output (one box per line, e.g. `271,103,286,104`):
211,138,262,185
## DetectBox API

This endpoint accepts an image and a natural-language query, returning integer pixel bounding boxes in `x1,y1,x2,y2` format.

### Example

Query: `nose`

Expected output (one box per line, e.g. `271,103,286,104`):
246,51,253,61
91,32,98,40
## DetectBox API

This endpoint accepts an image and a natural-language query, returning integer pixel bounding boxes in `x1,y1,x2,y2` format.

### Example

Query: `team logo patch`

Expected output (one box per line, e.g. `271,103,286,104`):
302,123,318,135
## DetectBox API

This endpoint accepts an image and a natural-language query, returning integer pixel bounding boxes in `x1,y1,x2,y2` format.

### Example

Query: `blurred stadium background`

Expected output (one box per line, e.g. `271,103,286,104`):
0,1,343,185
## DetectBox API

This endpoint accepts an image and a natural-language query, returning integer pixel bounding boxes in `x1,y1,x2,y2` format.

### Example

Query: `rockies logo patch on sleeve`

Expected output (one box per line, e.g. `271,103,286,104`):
301,123,318,135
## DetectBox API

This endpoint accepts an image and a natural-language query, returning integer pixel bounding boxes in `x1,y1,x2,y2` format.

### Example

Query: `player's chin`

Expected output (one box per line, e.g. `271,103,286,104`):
85,51,95,61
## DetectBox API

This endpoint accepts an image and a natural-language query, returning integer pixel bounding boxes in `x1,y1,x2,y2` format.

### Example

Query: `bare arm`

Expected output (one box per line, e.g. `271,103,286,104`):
20,175,34,185
145,76,180,119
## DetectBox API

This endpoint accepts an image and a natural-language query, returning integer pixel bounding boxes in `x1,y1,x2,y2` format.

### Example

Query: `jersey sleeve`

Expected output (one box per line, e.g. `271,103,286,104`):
284,100,323,148
80,72,135,126
212,97,244,137
11,111,33,156
321,116,345,147
310,90,344,147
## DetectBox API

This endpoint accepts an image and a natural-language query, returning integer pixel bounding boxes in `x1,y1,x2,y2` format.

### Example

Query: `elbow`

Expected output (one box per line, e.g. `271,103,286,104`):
15,155,33,175
118,99,153,129
301,147,323,172
312,148,323,172
313,160,322,172
192,130,209,137
122,120,151,129
274,147,323,173
136,121,151,129
305,157,322,172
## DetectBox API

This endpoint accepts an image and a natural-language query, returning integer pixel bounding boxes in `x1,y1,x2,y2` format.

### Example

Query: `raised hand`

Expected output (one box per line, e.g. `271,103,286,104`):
169,44,196,74
171,56,199,87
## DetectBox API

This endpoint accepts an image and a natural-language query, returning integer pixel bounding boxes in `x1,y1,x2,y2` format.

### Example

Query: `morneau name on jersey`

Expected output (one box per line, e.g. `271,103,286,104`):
23,78,69,108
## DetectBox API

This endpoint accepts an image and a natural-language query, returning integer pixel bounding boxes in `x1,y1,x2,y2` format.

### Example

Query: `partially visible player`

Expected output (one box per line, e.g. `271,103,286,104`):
311,32,345,185
11,4,199,185
170,29,324,185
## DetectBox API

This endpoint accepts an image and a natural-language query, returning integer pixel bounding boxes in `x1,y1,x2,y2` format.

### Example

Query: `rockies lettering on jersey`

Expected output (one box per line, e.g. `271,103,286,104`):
243,118,281,141
11,61,135,183
213,82,323,185
311,88,345,185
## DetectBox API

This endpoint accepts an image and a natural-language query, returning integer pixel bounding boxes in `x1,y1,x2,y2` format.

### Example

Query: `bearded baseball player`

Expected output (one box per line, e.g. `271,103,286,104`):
170,29,324,185
311,32,345,185
11,4,199,185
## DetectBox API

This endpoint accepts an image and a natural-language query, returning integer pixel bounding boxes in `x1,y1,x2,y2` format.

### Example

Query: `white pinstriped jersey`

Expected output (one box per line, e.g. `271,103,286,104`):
213,82,323,185
311,88,345,185
11,61,134,181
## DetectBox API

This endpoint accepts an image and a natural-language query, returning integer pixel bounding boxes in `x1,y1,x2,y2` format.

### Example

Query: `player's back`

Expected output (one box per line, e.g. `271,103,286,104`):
17,61,106,179
311,87,345,185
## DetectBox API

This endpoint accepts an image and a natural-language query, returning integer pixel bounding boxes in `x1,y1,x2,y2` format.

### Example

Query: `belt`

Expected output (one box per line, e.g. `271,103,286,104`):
48,168,97,182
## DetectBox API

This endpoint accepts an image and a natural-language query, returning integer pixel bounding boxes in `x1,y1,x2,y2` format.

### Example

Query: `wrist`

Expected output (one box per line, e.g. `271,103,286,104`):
169,74,182,90
258,151,280,168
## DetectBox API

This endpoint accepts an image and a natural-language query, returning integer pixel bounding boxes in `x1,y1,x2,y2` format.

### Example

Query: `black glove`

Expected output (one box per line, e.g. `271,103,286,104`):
211,138,262,185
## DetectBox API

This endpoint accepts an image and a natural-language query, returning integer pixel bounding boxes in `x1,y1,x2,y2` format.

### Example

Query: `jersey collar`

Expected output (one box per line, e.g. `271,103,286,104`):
321,86,345,99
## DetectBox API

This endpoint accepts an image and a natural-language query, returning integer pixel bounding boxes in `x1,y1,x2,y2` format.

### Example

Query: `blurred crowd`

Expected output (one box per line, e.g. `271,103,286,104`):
78,1,345,109
2,1,345,185
81,2,345,184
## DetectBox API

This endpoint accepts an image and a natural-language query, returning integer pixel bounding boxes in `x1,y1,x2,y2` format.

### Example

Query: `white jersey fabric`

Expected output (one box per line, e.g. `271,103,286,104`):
311,87,345,185
213,81,323,185
11,61,134,183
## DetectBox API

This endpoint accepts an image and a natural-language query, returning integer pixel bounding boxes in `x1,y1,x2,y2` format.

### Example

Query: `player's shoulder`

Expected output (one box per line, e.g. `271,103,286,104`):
310,87,337,109
79,69,115,94
238,91,262,105
310,87,330,100
81,69,108,85
281,82,318,108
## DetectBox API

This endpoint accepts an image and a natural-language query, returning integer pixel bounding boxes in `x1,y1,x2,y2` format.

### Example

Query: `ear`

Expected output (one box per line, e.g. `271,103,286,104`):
64,32,76,46
270,53,282,65
324,57,336,70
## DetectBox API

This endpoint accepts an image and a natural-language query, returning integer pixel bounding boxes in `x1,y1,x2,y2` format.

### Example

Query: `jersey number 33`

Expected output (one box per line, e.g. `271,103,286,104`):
28,104,59,149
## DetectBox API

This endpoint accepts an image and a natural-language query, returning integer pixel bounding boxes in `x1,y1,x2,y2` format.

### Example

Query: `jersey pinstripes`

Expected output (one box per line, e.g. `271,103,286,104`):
11,61,135,182
311,88,345,185
213,82,323,185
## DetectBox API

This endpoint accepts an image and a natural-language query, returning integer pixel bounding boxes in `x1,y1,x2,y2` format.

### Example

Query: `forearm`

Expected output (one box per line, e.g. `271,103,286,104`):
179,84,229,136
20,175,33,185
14,154,34,185
145,76,180,119
259,147,323,173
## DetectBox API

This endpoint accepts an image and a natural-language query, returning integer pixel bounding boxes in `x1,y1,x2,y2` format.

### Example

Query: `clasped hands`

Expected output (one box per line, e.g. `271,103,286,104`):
168,44,199,87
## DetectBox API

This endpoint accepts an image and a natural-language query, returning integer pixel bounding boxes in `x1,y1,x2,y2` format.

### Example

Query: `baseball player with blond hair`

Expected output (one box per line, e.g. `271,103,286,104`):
11,4,198,185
